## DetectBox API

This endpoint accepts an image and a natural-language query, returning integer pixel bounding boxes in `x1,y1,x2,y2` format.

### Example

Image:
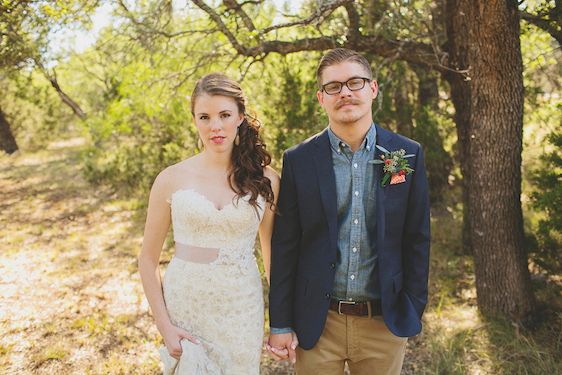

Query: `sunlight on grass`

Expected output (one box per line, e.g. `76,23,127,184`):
408,206,562,375
30,343,70,369
1,140,559,375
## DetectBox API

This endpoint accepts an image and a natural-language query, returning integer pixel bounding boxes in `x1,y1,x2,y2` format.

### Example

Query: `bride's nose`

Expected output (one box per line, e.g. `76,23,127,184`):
210,118,222,131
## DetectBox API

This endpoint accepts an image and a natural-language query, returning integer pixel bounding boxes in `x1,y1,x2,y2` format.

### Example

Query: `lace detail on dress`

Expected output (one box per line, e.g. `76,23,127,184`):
170,189,264,249
161,189,265,374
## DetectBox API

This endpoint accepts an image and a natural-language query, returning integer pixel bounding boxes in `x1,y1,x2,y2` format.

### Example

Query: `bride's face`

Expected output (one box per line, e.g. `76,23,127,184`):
193,94,244,153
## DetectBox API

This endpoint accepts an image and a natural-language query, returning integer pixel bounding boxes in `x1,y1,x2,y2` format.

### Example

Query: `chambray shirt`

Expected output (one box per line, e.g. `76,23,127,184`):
328,125,380,302
271,125,380,334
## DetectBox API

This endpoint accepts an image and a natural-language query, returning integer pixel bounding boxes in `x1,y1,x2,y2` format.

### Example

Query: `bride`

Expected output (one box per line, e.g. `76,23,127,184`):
138,73,279,374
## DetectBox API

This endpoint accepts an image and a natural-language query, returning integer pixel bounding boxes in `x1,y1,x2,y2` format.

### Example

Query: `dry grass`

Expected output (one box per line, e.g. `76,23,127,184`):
0,140,287,374
1,140,559,374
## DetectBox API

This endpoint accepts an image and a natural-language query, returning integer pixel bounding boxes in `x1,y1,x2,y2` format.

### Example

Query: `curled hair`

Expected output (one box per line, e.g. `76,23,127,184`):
191,73,274,211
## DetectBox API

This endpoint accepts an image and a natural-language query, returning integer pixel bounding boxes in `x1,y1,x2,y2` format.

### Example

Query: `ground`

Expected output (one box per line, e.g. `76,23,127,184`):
1,139,560,374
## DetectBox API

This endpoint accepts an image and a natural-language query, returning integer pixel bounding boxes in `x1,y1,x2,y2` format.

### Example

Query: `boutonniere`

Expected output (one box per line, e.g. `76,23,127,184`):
369,146,415,187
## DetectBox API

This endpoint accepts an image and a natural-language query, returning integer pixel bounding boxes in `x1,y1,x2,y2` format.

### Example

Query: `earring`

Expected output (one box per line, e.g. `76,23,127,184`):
197,137,203,149
234,127,240,146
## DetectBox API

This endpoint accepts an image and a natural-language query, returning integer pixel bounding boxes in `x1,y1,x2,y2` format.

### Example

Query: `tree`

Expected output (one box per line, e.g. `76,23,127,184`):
520,0,562,46
0,0,94,153
183,0,538,319
444,0,534,318
0,106,18,154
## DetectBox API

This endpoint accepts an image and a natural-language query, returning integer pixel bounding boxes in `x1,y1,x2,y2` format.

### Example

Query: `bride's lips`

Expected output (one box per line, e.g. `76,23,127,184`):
210,136,226,144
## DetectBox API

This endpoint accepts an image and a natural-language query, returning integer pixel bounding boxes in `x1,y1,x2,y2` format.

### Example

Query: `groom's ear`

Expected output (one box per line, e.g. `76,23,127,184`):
370,80,378,100
316,90,324,106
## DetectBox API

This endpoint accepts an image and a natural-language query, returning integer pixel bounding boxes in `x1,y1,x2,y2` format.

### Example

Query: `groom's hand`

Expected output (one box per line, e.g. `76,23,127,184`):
267,332,298,364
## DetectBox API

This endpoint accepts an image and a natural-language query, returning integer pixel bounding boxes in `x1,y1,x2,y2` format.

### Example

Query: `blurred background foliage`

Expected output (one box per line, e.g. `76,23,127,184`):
1,1,560,373
1,0,559,275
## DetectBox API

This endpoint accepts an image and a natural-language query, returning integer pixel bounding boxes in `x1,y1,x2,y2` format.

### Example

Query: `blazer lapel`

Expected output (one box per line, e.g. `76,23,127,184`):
374,125,396,245
312,129,338,252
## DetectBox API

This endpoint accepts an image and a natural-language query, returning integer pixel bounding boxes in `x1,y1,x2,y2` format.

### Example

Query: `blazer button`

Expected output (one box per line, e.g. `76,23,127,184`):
325,293,331,299
330,262,335,269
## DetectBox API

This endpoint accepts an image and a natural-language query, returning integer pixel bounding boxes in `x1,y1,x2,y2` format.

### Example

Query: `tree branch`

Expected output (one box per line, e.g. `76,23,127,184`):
520,10,562,46
35,60,86,120
223,0,257,32
260,0,353,34
191,0,249,54
151,0,452,77
344,1,361,47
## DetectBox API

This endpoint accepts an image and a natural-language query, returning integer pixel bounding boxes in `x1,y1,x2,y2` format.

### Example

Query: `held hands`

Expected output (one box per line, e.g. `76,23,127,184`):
266,332,299,364
161,323,200,360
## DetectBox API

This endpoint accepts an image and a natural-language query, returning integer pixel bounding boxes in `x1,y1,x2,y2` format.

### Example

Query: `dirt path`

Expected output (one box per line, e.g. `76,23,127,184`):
0,139,292,374
0,139,158,374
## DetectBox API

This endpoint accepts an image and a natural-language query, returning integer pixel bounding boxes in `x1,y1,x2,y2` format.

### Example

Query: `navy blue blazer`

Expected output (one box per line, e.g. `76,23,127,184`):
269,125,430,350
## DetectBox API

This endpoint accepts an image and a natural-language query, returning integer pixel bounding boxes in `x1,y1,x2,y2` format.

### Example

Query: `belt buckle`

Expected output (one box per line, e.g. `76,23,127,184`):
337,300,356,315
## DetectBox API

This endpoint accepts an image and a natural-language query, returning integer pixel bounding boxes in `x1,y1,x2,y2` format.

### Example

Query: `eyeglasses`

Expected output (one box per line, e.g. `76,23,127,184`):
321,77,371,95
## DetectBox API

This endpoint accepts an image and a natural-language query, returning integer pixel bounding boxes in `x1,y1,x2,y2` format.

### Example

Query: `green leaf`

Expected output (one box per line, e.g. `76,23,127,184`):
381,173,390,186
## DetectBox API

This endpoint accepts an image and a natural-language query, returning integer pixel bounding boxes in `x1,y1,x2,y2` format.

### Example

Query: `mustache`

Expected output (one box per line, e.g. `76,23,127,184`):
335,99,362,109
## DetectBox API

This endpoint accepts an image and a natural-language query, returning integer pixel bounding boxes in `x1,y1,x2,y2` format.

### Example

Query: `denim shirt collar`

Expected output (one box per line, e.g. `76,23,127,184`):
327,124,377,154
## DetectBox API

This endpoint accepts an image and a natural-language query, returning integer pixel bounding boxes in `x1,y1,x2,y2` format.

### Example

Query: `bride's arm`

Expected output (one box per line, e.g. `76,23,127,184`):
258,166,280,285
138,169,173,333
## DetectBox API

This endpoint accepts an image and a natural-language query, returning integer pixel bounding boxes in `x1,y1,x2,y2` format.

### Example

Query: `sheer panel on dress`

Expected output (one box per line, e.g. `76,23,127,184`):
175,242,219,263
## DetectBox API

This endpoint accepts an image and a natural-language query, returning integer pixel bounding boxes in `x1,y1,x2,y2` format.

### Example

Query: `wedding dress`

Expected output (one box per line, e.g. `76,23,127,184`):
160,188,265,374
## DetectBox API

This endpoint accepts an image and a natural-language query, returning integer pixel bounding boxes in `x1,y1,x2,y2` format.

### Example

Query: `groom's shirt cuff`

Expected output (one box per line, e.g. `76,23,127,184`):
270,327,293,334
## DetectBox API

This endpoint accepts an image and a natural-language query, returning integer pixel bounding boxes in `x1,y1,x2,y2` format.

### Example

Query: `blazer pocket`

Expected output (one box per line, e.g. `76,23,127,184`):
385,177,411,199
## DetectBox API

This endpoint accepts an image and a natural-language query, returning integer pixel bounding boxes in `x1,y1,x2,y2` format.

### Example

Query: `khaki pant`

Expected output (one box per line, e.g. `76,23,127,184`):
296,310,407,375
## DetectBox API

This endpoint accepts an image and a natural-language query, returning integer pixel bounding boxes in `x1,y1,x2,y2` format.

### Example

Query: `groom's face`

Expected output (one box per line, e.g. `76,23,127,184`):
316,61,378,127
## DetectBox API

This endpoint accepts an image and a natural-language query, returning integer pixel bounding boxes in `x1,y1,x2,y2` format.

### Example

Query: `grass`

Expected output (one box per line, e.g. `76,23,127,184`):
401,202,562,375
1,139,560,374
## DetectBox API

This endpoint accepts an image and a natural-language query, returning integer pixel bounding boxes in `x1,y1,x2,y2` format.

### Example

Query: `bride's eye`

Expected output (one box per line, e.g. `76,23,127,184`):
220,113,231,119
199,115,209,120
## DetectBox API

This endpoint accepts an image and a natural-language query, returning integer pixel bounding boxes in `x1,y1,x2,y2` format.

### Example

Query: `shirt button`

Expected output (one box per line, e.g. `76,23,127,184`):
350,275,355,280
354,191,359,196
367,145,371,151
354,219,358,225
352,247,357,253
325,293,331,299
353,163,358,168
330,262,335,269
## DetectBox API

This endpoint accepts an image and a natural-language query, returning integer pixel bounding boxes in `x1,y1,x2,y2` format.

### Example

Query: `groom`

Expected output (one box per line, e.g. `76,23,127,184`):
267,48,430,374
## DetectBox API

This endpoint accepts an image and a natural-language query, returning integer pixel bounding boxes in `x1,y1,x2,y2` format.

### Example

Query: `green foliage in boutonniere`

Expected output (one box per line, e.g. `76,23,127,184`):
369,146,415,187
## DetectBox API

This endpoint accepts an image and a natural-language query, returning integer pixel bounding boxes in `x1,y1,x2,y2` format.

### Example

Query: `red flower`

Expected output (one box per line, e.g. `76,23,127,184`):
385,159,391,165
398,169,405,176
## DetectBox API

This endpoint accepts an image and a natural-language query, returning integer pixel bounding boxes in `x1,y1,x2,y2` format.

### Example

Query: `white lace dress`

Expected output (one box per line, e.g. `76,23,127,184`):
159,189,265,375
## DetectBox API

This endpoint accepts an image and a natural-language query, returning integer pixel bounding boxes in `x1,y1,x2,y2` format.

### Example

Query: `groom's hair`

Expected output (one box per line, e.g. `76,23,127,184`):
316,48,373,89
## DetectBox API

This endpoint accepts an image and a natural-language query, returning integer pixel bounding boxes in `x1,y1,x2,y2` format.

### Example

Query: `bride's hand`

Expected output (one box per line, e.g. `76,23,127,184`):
161,323,200,359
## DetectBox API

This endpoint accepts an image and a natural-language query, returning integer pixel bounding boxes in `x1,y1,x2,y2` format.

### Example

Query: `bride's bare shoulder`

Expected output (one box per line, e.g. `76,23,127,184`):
152,155,200,194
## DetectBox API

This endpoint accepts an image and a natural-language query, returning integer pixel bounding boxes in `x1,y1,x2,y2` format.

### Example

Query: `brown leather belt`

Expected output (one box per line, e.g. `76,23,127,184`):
329,299,382,317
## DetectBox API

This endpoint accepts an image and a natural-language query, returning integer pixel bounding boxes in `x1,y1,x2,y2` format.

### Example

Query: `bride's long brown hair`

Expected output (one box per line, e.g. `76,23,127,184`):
190,73,274,210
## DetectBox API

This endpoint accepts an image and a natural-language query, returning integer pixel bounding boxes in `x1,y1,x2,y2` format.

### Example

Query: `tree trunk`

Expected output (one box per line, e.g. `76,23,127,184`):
0,106,18,154
445,0,534,319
